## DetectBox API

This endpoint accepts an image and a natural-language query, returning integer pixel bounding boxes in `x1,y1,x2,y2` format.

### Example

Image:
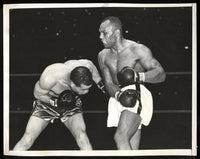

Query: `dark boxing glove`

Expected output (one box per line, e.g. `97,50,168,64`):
117,66,145,87
50,90,82,110
115,89,139,108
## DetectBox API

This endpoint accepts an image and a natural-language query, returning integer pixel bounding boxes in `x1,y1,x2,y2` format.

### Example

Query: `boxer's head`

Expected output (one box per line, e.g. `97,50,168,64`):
70,66,93,95
99,16,123,48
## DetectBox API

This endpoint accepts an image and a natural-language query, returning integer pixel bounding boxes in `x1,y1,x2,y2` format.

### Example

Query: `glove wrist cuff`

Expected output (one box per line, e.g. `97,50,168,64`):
97,80,106,94
114,91,120,100
97,80,104,88
50,97,57,107
138,72,145,82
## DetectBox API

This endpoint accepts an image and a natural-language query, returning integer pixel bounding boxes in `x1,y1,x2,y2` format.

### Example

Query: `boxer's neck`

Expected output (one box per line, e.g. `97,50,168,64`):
112,38,126,54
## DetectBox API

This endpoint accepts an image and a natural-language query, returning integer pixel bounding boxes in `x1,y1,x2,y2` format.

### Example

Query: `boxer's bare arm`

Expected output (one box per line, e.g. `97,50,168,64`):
87,60,102,84
136,45,166,83
103,67,120,97
34,74,57,104
98,52,119,97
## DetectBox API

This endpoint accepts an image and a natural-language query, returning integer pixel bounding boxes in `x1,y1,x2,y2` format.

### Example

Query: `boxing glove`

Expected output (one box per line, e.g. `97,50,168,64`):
117,66,145,87
50,90,82,110
115,89,139,108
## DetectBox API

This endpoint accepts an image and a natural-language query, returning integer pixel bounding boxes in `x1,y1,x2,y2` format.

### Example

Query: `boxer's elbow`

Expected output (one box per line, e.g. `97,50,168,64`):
160,73,166,82
158,68,166,82
33,90,39,99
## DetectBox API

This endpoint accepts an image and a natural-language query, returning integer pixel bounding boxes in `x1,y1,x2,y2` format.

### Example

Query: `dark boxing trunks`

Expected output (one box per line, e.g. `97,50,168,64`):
31,99,82,123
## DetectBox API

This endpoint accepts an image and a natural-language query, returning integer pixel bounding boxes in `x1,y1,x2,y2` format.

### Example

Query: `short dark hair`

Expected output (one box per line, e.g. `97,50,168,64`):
70,66,93,87
101,16,122,32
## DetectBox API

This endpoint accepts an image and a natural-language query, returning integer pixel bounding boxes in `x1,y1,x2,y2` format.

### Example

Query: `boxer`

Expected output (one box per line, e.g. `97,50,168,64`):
13,59,104,151
98,16,166,149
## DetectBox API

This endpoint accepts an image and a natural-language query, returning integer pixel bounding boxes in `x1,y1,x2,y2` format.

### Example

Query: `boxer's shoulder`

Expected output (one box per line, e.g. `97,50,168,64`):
98,49,110,61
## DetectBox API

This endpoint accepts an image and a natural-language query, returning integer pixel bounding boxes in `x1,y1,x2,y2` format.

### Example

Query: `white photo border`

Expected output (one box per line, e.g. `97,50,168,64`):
3,3,197,156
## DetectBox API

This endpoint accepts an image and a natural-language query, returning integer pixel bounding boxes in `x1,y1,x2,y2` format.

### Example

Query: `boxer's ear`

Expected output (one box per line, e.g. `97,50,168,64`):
114,29,120,36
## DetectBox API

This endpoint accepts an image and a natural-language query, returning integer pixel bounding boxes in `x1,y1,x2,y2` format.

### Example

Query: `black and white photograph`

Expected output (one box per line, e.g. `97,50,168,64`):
3,3,197,156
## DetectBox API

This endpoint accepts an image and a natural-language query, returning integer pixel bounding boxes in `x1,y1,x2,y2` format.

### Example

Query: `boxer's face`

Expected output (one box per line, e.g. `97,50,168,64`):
99,20,116,48
73,83,92,95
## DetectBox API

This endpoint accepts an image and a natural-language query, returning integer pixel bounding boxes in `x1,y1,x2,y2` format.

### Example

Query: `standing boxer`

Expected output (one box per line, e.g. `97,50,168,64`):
98,16,166,150
13,59,105,151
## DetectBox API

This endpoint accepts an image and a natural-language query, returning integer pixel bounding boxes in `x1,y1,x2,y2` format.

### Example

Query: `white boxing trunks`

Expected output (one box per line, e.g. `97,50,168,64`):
107,84,153,129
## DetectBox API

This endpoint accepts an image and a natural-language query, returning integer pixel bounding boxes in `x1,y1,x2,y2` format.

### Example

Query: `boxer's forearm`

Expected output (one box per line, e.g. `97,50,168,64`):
144,67,166,83
34,92,52,104
105,82,120,98
92,68,102,84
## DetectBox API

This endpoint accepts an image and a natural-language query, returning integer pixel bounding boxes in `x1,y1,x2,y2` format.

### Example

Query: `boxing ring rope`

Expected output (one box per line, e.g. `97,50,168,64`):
9,71,192,114
9,72,192,77
10,110,192,114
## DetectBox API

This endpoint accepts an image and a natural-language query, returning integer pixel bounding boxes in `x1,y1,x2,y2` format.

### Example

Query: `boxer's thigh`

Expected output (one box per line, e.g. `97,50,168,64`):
24,115,49,139
63,113,86,136
117,110,142,138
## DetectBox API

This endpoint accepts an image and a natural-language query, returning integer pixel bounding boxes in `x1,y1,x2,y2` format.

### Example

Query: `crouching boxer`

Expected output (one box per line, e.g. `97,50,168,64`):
13,59,103,151
98,16,166,150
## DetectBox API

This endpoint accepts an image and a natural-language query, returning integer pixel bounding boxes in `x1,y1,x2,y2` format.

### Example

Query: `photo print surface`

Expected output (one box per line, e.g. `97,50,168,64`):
3,3,197,156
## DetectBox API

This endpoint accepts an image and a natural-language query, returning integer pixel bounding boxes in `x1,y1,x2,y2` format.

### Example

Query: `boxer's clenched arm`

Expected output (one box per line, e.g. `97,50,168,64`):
33,74,57,104
98,52,120,97
88,60,102,84
136,45,166,83
86,59,108,94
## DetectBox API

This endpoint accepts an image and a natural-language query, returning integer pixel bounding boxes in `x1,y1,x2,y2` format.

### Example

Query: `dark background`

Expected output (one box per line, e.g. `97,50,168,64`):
8,7,193,150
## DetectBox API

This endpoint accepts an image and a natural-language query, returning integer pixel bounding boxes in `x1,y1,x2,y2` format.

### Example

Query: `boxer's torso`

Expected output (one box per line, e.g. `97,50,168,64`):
35,60,92,98
34,63,71,98
102,40,146,85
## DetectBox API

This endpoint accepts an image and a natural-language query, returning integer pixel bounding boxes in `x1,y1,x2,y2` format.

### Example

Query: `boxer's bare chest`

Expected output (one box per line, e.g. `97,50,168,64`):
104,48,141,75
